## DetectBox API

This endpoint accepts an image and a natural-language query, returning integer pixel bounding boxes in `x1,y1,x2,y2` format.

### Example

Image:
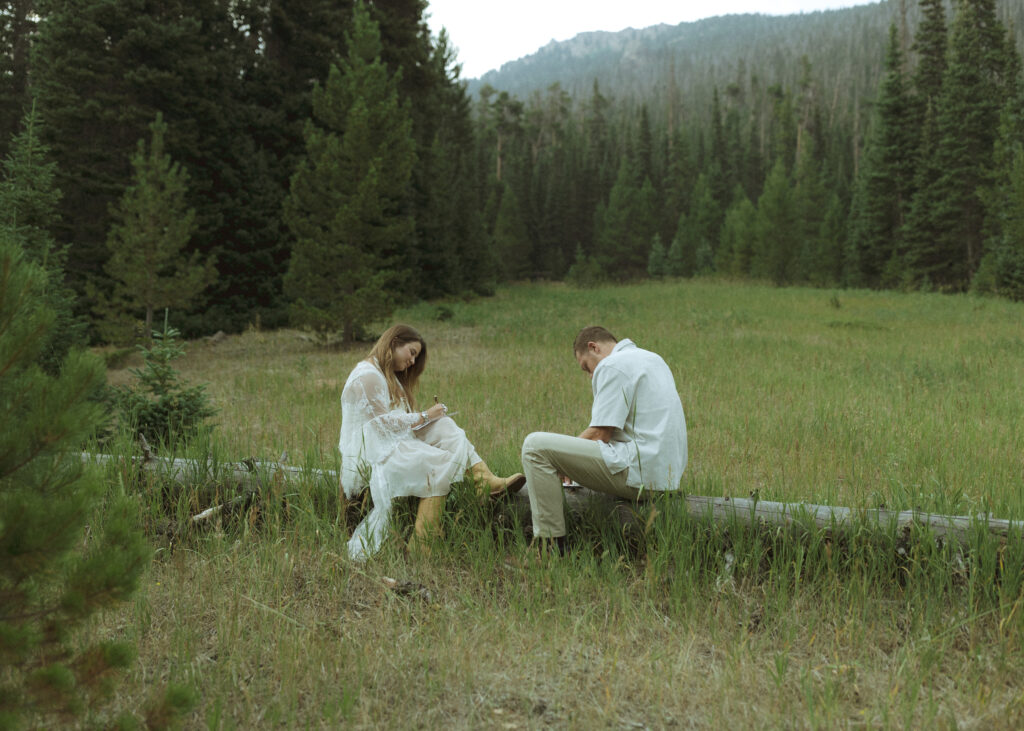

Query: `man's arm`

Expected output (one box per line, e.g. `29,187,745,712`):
586,362,630,444
578,425,615,442
559,425,615,483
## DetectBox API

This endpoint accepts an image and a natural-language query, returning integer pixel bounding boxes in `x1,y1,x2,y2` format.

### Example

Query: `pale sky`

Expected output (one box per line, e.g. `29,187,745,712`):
425,0,881,78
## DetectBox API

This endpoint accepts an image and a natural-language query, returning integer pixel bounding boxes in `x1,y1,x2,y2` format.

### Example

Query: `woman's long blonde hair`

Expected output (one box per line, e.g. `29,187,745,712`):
367,324,427,410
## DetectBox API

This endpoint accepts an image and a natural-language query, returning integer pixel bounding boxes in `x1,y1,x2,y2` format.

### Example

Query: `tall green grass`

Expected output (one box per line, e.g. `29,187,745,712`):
87,280,1024,728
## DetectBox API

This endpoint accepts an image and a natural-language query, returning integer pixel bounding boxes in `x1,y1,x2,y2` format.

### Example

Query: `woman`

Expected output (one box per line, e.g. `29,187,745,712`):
339,324,525,560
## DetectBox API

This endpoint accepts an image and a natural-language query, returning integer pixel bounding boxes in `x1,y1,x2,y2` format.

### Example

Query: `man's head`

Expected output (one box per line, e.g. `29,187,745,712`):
573,326,618,378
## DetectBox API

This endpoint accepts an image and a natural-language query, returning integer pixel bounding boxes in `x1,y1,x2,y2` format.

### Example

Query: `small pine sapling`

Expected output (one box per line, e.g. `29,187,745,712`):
116,311,217,447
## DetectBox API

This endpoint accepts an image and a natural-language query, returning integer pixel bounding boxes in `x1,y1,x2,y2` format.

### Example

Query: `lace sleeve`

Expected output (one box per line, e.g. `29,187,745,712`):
339,365,421,473
345,370,419,434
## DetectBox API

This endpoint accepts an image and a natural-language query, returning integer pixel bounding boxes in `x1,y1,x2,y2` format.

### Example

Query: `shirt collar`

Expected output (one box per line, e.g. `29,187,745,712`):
594,339,635,377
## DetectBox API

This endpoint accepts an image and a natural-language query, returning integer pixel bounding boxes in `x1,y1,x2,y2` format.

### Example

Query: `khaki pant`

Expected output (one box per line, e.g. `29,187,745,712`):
521,432,642,538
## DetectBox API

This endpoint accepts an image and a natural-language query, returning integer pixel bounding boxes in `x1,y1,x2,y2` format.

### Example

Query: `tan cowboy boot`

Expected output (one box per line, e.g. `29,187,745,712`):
469,461,526,500
408,495,445,557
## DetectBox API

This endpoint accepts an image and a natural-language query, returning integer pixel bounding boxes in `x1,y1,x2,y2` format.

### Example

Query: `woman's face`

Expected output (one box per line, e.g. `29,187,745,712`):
392,340,422,373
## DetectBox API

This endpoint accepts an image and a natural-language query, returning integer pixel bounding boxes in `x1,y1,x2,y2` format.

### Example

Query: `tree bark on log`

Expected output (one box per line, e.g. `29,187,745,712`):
81,452,1023,544
559,488,1023,546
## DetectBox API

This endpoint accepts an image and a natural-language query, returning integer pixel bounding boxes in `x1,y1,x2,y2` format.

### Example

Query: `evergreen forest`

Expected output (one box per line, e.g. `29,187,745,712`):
2,0,1023,342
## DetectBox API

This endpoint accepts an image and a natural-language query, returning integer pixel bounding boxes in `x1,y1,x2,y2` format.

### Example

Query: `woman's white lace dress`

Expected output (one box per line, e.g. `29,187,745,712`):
339,359,480,559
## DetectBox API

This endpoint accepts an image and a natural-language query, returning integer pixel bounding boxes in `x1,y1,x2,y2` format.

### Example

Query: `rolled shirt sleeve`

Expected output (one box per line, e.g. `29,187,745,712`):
589,364,633,430
589,360,638,478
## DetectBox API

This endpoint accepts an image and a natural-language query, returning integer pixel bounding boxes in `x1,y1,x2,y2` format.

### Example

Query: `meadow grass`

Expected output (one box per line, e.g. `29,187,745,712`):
91,279,1024,728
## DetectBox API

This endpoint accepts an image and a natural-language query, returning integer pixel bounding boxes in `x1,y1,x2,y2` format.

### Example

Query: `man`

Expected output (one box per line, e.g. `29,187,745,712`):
521,326,687,551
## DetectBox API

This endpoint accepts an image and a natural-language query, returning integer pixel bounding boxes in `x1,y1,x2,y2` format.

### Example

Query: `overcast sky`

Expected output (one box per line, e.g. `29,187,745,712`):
425,0,881,78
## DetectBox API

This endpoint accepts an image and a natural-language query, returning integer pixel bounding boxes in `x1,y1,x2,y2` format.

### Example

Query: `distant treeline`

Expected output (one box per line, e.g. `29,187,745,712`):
1,0,1022,344
474,0,1024,297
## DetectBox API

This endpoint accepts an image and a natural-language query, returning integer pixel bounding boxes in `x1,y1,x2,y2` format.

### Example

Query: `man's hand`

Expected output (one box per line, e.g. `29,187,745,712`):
578,425,615,442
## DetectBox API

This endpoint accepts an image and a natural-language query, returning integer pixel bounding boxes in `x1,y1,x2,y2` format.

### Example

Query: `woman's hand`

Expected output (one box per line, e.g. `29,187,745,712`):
424,403,447,422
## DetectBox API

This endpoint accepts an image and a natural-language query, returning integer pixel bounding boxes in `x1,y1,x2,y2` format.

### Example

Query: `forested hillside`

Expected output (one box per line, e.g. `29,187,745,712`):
470,0,1024,297
1,0,1022,342
473,1,1023,101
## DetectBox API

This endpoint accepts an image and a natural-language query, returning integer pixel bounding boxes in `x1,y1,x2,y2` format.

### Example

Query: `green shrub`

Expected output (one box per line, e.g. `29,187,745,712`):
116,313,216,447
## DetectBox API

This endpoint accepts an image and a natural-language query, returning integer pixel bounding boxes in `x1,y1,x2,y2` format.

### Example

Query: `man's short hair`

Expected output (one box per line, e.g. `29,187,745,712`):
574,326,617,354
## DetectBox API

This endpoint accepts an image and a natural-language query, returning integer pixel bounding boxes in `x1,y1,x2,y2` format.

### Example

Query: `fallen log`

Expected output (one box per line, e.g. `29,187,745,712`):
83,451,330,490
80,451,334,524
559,488,1024,547
81,452,1023,545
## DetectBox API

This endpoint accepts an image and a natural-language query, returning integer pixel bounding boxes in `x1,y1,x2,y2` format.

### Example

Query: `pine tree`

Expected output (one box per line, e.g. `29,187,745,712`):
516,83,574,280
0,105,60,265
534,130,580,279
594,157,646,279
753,158,797,284
370,0,494,298
410,29,492,296
911,0,948,120
741,89,766,202
101,113,214,340
819,192,847,286
717,192,758,277
636,104,654,190
480,89,524,186
849,24,917,287
647,233,667,277
768,83,797,173
707,87,734,214
792,137,830,283
178,0,301,334
663,127,694,241
32,0,288,333
139,0,286,334
900,98,943,285
577,81,616,257
976,144,1024,300
906,0,1015,288
637,176,659,252
695,237,715,276
0,232,150,726
584,79,614,196
491,183,531,279
31,0,184,300
665,212,693,277
688,173,723,274
565,242,605,286
282,1,415,342
116,313,217,446
0,103,83,368
210,0,357,333
0,0,34,158
897,0,948,290
370,0,431,120
976,67,1024,300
